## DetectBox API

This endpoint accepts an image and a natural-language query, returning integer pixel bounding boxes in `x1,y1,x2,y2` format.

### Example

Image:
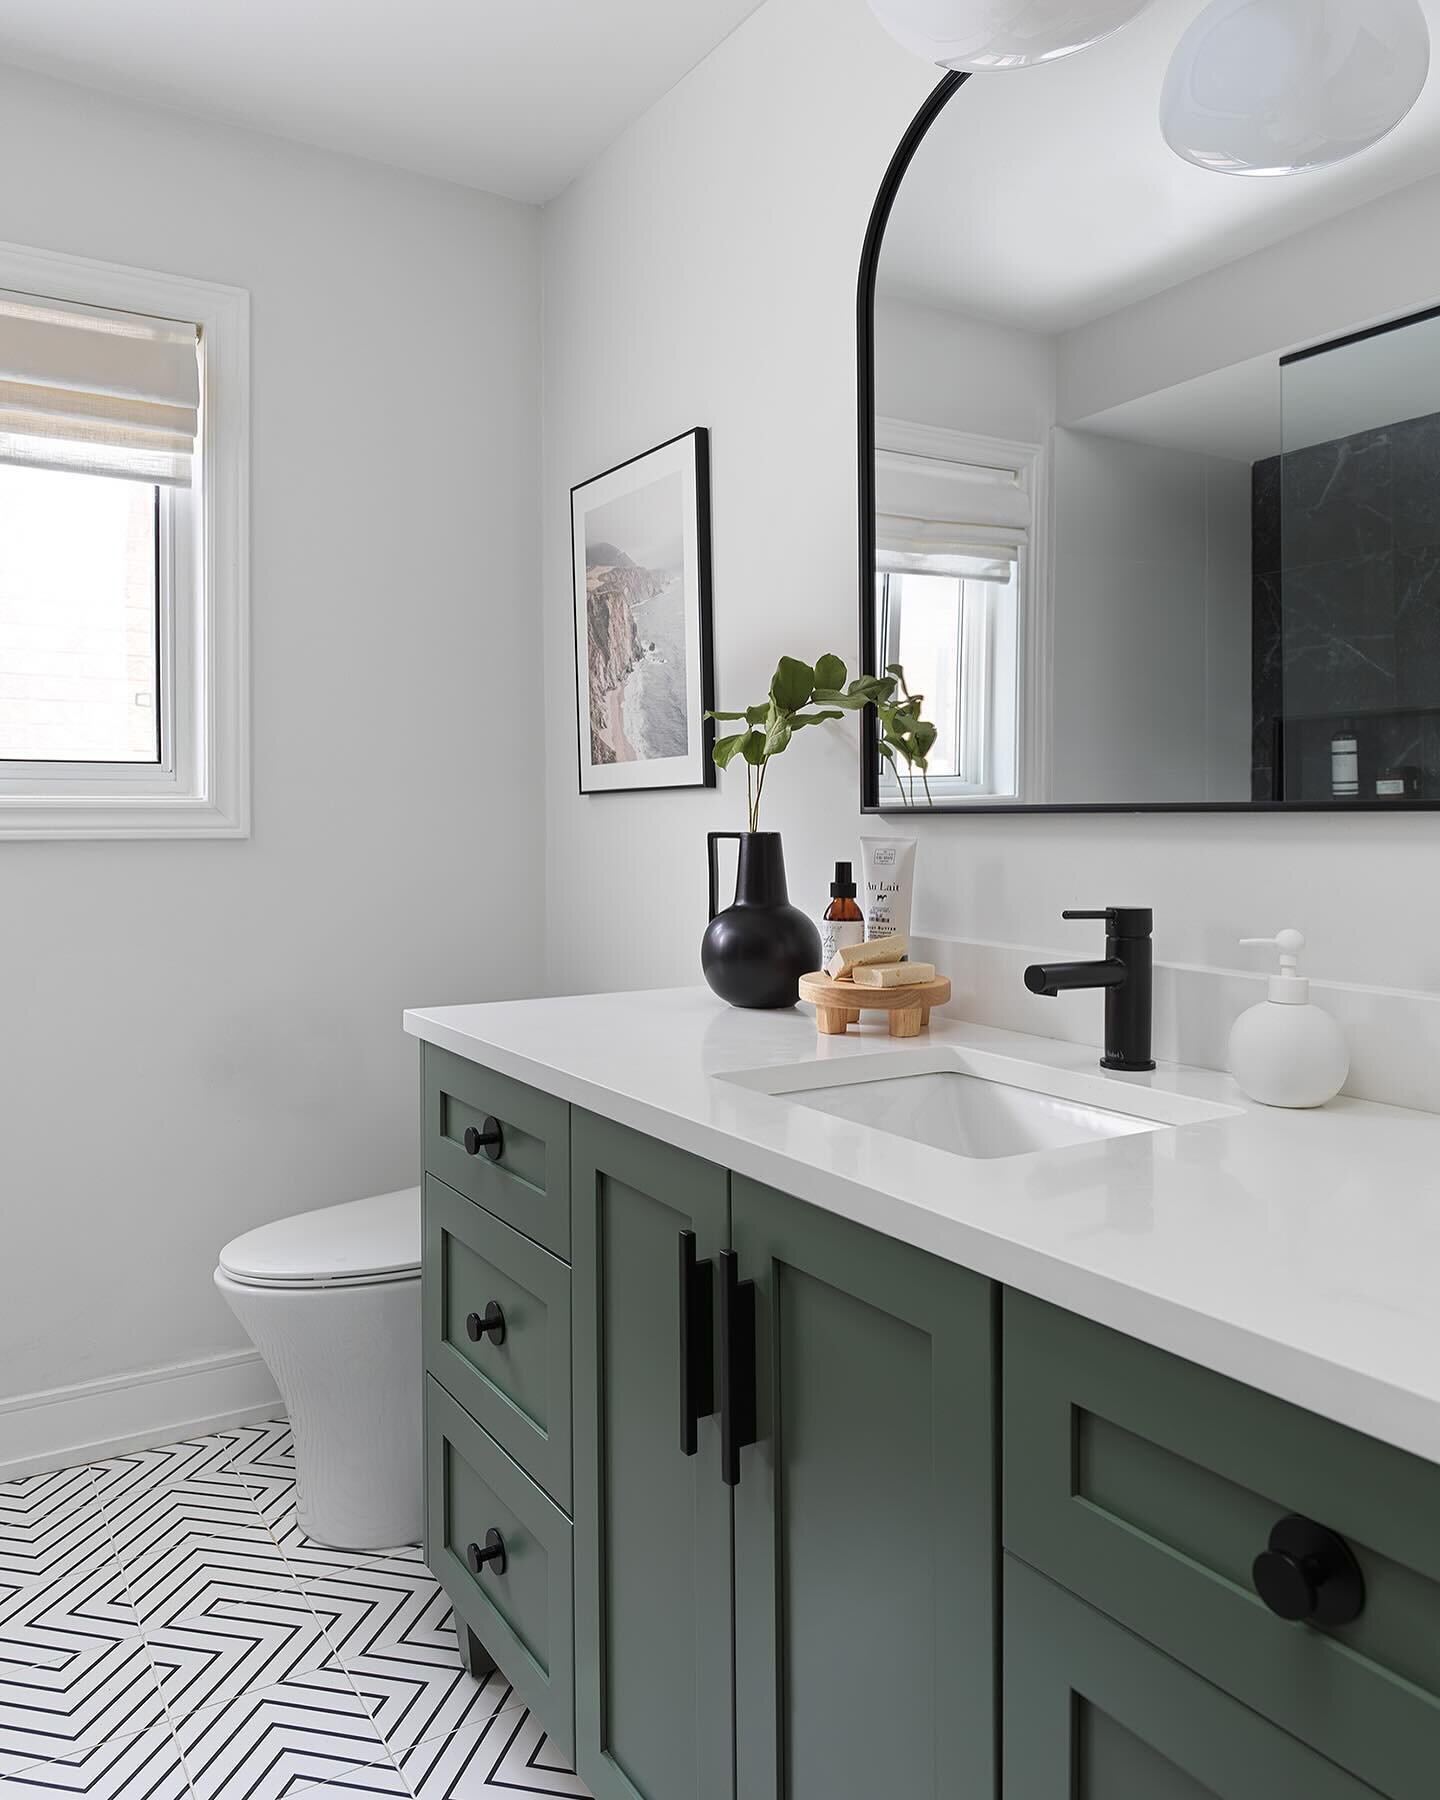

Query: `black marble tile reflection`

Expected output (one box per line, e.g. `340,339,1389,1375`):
1396,546,1440,708
1252,404,1440,801
1393,413,1440,551
1281,427,1392,570
1281,554,1397,717
1252,456,1281,574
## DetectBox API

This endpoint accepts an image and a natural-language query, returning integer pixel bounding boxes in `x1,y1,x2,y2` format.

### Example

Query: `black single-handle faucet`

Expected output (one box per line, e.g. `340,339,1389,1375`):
1024,908,1155,1072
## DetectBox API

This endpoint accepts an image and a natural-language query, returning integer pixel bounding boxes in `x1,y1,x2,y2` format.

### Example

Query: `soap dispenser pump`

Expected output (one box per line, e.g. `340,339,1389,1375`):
1228,930,1349,1109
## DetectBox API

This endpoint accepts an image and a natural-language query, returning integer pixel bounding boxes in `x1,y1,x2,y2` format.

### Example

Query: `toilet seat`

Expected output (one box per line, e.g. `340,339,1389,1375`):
218,1186,421,1290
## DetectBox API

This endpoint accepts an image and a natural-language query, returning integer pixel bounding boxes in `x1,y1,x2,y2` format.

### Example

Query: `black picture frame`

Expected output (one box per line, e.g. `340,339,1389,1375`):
571,427,715,796
856,74,1440,815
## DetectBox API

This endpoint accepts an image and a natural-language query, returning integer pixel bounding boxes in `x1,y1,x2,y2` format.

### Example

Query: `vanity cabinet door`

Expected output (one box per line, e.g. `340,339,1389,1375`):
1005,1558,1384,1800
571,1111,733,1800
729,1176,998,1800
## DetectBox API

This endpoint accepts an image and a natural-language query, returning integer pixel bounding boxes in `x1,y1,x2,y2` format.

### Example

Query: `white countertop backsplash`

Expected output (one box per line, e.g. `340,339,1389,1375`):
913,933,1440,1116
405,985,1440,1468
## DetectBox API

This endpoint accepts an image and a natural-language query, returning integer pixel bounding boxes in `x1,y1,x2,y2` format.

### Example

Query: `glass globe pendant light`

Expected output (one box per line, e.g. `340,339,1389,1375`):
1161,0,1431,176
866,0,1158,71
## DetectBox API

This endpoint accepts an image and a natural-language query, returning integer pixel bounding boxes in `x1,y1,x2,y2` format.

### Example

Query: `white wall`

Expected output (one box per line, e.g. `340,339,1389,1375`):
874,293,1055,444
0,68,543,1437
1049,430,1252,804
541,0,1440,995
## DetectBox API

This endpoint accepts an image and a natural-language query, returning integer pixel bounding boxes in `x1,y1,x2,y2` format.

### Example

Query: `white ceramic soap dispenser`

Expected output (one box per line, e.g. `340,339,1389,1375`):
1228,930,1349,1109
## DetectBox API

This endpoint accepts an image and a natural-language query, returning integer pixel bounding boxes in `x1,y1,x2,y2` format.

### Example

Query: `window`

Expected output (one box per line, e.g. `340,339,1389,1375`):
0,468,162,765
875,562,1020,797
873,422,1043,804
0,247,249,839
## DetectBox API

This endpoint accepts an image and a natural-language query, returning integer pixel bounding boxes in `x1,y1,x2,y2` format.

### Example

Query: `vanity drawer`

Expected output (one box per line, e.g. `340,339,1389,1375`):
425,1377,574,1761
423,1174,572,1510
1004,1557,1383,1800
1004,1292,1440,1800
423,1045,570,1259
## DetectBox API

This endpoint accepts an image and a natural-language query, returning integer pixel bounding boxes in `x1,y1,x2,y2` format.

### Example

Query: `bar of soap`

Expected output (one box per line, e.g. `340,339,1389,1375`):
852,961,935,989
826,935,908,979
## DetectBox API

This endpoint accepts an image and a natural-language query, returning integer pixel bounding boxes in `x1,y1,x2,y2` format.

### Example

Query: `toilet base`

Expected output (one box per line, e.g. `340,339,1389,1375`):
215,1267,423,1551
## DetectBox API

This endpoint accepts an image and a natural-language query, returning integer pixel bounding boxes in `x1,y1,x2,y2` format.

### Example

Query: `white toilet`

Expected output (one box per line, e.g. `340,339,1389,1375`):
214,1186,423,1551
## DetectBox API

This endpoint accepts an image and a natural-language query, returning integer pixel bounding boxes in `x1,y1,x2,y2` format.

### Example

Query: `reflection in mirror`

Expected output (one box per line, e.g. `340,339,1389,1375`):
864,1,1440,812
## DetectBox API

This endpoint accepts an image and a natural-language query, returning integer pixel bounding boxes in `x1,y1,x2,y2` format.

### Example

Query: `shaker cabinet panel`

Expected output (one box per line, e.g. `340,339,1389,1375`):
424,1045,571,1258
425,1377,574,1762
423,1174,573,1508
1004,1558,1383,1800
571,1111,733,1800
730,1176,998,1800
1005,1291,1440,1800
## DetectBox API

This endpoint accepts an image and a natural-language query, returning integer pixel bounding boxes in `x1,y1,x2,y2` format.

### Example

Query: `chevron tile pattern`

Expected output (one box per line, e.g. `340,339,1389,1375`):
0,1423,591,1797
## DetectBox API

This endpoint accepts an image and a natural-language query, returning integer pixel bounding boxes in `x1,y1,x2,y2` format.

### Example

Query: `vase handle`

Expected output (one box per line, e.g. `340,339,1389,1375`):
707,832,743,921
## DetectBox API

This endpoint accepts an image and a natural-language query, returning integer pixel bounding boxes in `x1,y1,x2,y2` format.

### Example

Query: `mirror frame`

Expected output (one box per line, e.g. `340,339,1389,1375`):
856,73,1440,815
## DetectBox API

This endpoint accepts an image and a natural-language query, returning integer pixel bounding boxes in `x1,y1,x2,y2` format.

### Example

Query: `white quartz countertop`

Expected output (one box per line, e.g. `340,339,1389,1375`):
404,988,1440,1467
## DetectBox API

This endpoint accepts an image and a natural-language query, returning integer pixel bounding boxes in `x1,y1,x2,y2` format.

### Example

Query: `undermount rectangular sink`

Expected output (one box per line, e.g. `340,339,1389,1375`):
720,1046,1238,1162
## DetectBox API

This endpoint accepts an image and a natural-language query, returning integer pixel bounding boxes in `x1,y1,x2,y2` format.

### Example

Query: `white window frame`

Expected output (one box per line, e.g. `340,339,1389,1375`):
874,420,1050,807
0,241,249,839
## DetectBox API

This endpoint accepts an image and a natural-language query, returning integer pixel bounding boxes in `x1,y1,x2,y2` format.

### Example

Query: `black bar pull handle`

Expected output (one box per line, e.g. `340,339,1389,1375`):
678,1231,714,1456
718,1248,757,1487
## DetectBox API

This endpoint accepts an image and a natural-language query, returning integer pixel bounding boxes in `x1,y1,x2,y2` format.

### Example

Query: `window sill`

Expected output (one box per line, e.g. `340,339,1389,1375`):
0,790,249,841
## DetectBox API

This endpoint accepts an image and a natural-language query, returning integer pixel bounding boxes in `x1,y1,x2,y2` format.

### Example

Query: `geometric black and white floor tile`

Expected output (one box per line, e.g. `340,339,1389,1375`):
0,1421,592,1797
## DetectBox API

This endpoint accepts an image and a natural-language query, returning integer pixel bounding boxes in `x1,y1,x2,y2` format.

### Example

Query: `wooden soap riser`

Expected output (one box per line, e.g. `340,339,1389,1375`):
797,971,952,1039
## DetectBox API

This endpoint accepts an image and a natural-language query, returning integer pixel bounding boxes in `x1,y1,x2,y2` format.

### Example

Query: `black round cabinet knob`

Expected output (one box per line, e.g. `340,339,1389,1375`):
466,1529,507,1578
465,1302,506,1346
463,1118,503,1161
1252,1514,1365,1627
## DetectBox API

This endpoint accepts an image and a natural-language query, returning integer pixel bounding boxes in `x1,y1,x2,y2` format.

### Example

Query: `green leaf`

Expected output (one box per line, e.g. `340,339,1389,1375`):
814,653,847,691
790,708,845,729
812,688,868,710
711,731,749,768
759,705,792,756
913,720,938,759
740,730,768,766
706,710,749,722
745,703,771,726
769,656,815,713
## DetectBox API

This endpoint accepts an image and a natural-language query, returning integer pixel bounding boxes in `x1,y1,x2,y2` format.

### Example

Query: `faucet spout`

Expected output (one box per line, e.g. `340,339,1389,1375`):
1024,958,1126,997
1022,907,1155,1072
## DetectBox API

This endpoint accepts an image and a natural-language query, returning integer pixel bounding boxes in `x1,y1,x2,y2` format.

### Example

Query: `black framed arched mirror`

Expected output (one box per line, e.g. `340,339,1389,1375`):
858,18,1440,815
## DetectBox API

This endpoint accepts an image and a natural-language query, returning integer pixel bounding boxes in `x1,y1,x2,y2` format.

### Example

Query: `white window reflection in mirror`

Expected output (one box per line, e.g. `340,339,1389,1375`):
872,420,1040,803
875,563,1020,799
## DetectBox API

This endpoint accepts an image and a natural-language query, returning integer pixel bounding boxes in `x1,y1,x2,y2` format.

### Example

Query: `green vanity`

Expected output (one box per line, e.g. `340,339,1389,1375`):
411,1017,1440,1800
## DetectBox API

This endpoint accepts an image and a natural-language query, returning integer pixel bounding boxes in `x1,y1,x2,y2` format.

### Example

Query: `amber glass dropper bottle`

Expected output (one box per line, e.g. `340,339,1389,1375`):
820,862,865,967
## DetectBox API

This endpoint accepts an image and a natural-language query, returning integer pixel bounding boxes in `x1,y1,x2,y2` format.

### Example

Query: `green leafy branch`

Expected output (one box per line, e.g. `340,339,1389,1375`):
706,653,935,831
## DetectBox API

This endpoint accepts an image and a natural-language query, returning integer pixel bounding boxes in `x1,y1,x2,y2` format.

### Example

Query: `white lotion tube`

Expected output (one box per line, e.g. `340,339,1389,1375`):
860,836,916,942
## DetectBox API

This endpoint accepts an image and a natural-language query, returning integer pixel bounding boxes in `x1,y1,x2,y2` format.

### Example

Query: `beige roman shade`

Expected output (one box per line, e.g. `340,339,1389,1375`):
875,440,1032,581
0,289,200,486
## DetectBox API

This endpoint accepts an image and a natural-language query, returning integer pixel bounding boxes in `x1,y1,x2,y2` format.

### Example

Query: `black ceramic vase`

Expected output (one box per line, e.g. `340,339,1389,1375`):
702,832,822,1009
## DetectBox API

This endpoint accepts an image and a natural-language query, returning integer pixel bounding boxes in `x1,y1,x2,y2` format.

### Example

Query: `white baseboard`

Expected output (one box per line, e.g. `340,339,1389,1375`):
0,1349,283,1483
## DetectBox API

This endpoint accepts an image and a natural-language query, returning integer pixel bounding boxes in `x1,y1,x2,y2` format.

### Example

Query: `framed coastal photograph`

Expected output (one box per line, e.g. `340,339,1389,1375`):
571,428,714,794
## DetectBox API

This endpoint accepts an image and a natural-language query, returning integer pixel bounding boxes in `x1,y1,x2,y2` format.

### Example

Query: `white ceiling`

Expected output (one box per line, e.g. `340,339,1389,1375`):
1076,313,1440,463
879,0,1440,334
0,0,768,204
